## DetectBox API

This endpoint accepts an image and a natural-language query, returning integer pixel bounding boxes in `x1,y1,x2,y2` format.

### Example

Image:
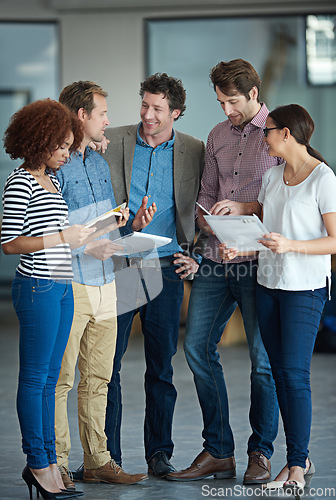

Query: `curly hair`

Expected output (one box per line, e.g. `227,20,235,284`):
210,59,261,102
3,99,83,170
140,73,186,119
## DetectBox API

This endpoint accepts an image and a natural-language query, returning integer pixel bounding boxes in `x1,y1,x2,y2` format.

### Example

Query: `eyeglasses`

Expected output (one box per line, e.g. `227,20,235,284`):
263,127,280,137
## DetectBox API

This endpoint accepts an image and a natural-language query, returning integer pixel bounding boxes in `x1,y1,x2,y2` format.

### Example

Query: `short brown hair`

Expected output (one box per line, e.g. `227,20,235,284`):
140,73,186,119
3,99,83,170
59,80,108,116
210,59,261,102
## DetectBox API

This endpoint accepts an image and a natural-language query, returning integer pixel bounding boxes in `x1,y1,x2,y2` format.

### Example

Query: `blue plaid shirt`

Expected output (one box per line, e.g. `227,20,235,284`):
128,125,183,258
56,147,116,286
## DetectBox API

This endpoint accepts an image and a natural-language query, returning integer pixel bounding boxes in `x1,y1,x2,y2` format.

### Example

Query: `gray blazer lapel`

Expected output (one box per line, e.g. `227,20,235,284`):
173,132,186,205
123,133,136,202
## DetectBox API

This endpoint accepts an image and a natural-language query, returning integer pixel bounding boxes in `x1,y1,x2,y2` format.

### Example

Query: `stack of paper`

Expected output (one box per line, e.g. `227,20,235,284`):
112,232,172,256
204,214,269,251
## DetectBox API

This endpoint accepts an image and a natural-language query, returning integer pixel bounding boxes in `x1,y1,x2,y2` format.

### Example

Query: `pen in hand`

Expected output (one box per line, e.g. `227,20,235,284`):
196,202,212,216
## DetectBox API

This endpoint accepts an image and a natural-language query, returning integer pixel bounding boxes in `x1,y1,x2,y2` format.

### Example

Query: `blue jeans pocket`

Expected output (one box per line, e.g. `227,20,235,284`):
31,278,55,293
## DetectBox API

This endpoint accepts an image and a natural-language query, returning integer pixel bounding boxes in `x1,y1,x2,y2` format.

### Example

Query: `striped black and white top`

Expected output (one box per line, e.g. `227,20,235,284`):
1,167,73,280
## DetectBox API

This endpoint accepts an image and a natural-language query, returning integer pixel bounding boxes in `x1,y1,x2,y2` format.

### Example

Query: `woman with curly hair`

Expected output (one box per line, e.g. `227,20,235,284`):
1,99,94,499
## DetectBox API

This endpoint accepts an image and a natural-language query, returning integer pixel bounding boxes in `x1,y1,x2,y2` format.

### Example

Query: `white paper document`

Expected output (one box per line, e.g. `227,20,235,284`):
204,214,269,251
112,232,172,256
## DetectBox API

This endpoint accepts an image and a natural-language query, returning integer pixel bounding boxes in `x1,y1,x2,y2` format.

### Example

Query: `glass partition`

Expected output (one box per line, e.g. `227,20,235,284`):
0,22,60,283
146,14,336,168
306,15,336,85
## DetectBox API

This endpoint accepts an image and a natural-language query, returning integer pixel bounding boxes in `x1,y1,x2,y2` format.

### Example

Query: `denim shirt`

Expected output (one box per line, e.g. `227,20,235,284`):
56,147,116,286
128,126,183,258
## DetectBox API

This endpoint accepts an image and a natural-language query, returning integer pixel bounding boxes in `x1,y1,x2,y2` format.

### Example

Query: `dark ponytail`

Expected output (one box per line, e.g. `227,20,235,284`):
306,144,326,164
269,104,328,165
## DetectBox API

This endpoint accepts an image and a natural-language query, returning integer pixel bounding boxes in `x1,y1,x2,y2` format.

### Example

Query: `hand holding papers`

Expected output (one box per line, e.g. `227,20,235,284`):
85,203,127,231
81,203,129,246
204,214,269,251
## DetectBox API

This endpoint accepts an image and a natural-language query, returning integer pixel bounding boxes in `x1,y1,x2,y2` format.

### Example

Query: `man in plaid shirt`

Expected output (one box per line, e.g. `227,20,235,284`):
167,59,281,484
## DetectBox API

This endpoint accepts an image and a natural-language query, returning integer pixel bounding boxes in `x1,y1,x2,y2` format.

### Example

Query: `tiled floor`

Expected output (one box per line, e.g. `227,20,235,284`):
1,299,335,500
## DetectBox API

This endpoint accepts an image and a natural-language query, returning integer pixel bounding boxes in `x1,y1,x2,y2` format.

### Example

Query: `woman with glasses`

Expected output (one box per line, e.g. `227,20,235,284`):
1,99,95,499
220,104,336,497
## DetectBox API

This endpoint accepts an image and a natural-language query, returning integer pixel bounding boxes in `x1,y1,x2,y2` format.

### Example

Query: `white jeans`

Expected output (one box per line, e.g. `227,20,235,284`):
55,280,117,469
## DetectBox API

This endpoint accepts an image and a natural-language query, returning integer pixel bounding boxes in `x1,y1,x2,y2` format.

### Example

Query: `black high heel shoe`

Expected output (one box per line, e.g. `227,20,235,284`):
22,466,83,499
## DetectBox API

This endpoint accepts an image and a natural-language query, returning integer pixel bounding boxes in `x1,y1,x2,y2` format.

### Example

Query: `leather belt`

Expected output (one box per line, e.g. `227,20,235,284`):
126,256,174,269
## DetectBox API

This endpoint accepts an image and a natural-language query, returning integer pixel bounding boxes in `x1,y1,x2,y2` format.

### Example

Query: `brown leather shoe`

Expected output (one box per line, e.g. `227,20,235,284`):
165,450,236,482
83,460,148,485
59,465,76,490
243,452,271,484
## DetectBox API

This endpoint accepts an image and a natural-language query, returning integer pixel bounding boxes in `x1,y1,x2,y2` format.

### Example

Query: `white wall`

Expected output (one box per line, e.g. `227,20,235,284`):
1,3,146,125
1,0,335,127
61,12,144,126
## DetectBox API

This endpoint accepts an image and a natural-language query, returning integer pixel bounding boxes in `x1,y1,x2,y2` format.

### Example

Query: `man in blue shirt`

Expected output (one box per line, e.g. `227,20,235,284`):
55,81,155,489
103,73,205,478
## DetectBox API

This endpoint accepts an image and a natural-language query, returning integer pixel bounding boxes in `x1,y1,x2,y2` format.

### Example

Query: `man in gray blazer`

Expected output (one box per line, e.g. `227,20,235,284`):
103,73,205,478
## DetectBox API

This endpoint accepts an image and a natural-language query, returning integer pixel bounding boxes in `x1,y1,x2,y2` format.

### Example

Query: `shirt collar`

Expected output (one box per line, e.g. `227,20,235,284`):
136,123,175,150
230,102,270,132
250,102,270,129
71,146,91,159
84,146,95,159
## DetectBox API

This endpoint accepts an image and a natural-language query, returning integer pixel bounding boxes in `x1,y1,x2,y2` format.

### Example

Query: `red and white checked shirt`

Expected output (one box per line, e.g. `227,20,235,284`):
198,103,282,263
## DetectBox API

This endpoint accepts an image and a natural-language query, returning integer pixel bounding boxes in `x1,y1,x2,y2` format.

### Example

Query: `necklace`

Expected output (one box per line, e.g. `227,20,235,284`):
284,157,310,185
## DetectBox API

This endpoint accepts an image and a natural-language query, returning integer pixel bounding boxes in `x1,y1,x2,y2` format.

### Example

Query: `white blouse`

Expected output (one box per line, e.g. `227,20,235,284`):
257,162,336,291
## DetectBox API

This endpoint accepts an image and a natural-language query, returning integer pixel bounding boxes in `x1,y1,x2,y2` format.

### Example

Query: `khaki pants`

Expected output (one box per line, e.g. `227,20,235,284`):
55,281,117,469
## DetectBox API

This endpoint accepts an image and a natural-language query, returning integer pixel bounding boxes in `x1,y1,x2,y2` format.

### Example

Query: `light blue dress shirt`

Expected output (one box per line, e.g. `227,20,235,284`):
56,147,117,285
128,126,183,258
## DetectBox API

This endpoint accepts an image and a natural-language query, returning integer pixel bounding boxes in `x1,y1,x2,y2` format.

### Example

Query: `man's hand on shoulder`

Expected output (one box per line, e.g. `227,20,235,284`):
88,136,110,154
132,196,157,231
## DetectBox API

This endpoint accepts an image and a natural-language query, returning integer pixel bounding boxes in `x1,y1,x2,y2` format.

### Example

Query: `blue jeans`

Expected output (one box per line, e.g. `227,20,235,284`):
256,283,327,468
184,259,279,459
11,272,74,469
105,265,184,464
